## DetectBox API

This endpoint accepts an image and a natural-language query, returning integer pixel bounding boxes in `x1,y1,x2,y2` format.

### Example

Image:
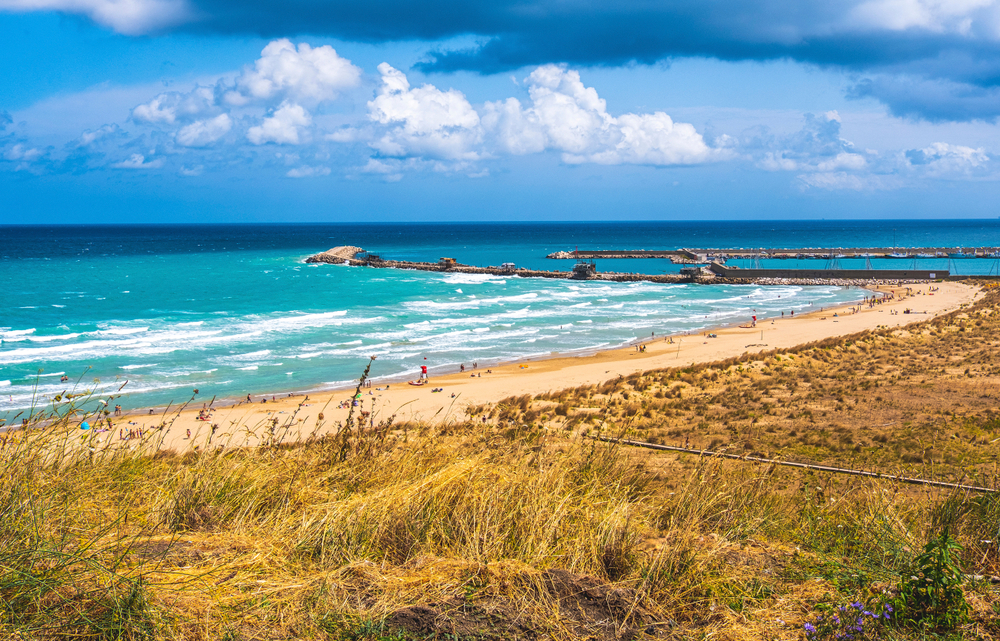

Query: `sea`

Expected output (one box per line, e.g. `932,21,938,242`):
3,219,1000,415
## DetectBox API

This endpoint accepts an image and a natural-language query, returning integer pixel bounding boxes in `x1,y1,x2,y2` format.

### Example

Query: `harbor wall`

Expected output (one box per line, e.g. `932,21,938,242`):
707,264,948,280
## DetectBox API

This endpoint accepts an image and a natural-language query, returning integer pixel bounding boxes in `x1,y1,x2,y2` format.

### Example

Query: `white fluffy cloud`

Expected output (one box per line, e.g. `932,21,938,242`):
0,0,191,34
227,39,361,106
752,112,868,173
175,113,232,147
286,164,331,178
848,0,998,34
112,153,163,169
4,143,43,161
75,124,120,147
368,63,482,161
247,101,311,145
798,172,900,190
482,65,714,165
904,141,989,176
132,86,217,124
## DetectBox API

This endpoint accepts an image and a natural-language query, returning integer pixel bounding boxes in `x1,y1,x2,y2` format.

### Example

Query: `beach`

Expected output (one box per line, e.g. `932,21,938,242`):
106,281,980,452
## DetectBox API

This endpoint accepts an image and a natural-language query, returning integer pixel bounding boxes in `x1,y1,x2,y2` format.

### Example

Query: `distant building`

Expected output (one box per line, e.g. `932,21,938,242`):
680,266,701,278
438,257,457,269
572,261,596,279
500,262,517,271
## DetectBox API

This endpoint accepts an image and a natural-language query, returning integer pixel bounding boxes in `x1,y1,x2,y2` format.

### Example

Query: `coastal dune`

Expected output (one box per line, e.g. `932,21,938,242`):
129,281,979,453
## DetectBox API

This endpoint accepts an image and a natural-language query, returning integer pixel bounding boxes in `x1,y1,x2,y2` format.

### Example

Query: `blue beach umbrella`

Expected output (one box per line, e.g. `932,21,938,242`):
80,421,90,430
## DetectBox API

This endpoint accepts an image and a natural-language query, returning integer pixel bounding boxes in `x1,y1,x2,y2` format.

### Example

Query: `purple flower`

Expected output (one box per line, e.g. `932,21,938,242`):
804,623,816,633
883,604,893,613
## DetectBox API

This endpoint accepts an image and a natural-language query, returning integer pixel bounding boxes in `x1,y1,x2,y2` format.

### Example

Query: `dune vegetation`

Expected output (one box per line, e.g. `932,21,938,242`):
3,285,1000,640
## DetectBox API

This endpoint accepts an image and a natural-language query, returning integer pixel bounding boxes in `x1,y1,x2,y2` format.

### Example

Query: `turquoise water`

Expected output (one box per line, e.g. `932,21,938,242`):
4,220,998,414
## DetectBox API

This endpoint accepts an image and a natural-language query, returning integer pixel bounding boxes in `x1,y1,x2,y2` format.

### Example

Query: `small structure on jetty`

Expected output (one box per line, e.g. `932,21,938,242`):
571,261,597,279
438,257,457,269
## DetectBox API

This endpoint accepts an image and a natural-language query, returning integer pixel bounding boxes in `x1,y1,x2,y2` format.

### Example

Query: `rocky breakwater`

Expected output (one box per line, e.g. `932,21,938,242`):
710,277,930,286
305,246,364,264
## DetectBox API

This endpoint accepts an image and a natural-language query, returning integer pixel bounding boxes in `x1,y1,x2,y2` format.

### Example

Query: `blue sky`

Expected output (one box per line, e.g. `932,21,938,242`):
3,1,1000,222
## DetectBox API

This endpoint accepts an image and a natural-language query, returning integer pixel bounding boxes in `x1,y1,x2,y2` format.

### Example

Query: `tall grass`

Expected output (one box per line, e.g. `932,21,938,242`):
2,376,998,638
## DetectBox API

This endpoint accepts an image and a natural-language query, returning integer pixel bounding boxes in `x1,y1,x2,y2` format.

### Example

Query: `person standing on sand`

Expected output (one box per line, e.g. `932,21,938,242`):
421,364,428,381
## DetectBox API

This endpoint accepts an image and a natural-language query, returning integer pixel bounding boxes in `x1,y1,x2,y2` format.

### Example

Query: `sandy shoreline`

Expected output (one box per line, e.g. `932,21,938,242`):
98,281,980,452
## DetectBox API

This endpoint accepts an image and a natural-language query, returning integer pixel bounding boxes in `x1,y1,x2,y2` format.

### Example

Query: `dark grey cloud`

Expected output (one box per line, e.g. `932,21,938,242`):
849,76,1000,123
177,0,1000,122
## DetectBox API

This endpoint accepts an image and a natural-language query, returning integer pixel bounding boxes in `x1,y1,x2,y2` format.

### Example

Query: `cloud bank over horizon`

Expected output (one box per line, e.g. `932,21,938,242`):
5,0,1000,122
1,38,995,194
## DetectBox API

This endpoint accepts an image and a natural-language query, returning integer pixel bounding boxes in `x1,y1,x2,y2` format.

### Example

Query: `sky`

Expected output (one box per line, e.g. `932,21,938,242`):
3,1,1000,222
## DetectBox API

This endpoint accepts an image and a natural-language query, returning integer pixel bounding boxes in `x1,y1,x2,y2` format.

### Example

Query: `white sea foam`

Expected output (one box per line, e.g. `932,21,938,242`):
237,366,259,371
94,327,149,336
1,328,35,339
27,333,82,342
121,364,156,370
441,273,507,284
0,380,10,387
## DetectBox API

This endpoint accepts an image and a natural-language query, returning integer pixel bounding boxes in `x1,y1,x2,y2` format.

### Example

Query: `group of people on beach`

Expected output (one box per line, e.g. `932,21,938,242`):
120,426,144,440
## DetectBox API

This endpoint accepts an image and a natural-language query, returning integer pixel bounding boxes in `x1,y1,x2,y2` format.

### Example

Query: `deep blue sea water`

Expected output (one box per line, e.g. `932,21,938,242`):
3,220,999,414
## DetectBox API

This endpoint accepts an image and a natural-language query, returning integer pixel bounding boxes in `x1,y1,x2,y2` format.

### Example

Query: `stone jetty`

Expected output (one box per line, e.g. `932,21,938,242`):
304,247,948,286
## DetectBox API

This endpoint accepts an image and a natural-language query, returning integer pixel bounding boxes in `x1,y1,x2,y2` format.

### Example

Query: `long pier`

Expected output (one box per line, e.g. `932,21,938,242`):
305,247,955,284
550,247,1000,260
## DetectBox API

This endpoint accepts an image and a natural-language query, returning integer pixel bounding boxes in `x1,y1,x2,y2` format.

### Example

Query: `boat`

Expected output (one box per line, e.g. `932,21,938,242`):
889,252,910,259
915,253,935,258
950,251,973,258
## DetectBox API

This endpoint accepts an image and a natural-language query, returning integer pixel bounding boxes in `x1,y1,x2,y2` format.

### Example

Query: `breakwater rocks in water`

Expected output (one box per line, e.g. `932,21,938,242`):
304,245,364,264
303,248,940,286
